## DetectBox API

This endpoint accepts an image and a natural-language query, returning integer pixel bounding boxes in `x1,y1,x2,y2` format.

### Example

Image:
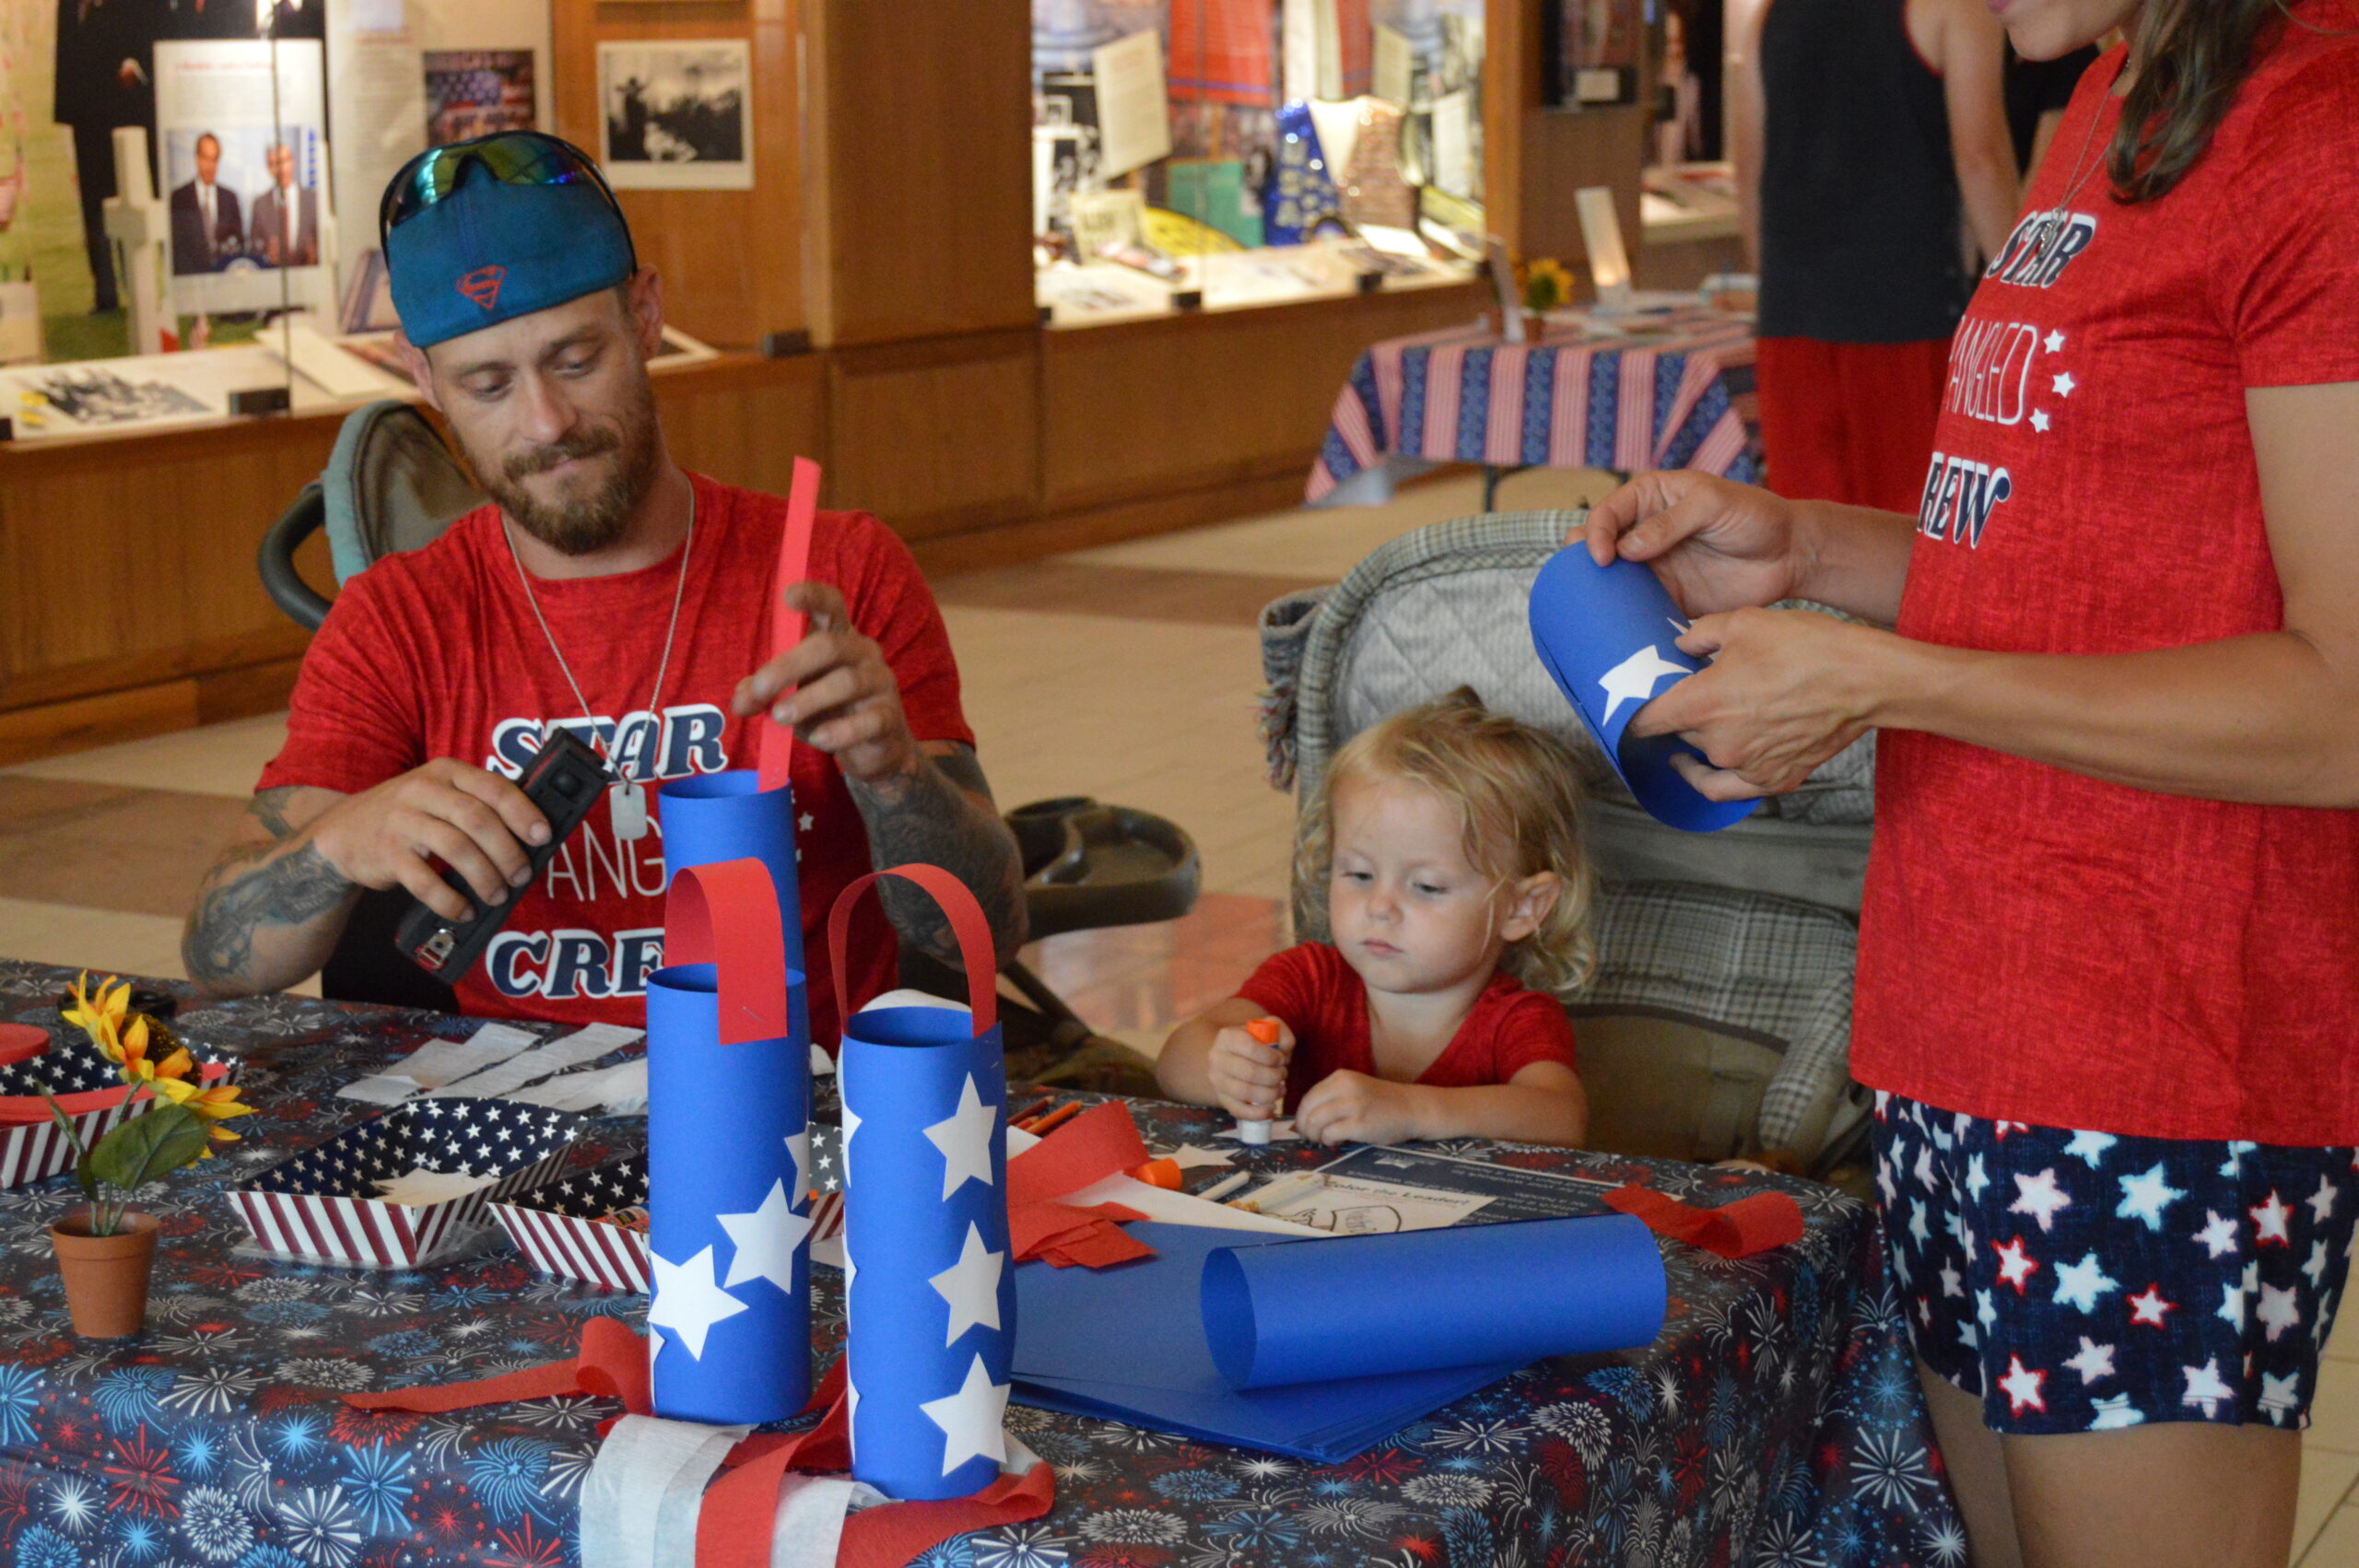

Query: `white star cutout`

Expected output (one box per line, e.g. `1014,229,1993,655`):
2044,330,2066,354
2252,1190,2294,1246
2062,1337,2116,1385
929,1223,1005,1347
648,1246,749,1361
1965,1153,1990,1199
840,1101,862,1152
2259,1371,2302,1418
2190,1211,2240,1260
2219,1141,2257,1178
2257,1282,2303,1342
1596,644,1689,725
2028,408,2051,433
1916,1143,1939,1192
919,1352,1010,1477
784,1130,812,1199
2116,1164,2186,1231
1168,1145,1234,1170
2180,1357,2235,1416
1939,1264,1964,1299
717,1179,811,1293
2305,1238,2331,1290
2052,370,2077,396
1996,1355,2047,1415
1908,1200,1931,1246
2128,1284,2175,1328
2011,1168,2073,1233
2308,1175,2341,1224
2052,1252,2118,1314
2088,1393,2143,1429
923,1075,999,1200
1994,1235,2040,1293
2062,1130,2116,1168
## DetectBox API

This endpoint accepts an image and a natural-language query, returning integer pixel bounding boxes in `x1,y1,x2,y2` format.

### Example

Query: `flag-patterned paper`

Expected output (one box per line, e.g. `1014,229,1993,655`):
494,1153,653,1293
0,1029,244,1190
229,1097,586,1268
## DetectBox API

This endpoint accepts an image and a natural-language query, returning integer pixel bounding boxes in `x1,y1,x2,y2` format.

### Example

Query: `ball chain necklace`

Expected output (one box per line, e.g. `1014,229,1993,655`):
500,486,694,843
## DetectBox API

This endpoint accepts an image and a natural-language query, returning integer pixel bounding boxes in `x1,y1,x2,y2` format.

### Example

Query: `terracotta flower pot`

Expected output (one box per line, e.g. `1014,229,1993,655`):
51,1209,158,1338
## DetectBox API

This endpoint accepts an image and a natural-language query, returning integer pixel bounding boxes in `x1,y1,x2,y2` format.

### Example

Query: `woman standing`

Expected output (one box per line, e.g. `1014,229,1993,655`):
1583,1,2359,1562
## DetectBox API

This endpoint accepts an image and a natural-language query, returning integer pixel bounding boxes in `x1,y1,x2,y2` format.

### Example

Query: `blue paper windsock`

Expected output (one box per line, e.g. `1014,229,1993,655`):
833,866,1015,1502
1528,546,1755,832
642,858,814,1424
660,772,809,1047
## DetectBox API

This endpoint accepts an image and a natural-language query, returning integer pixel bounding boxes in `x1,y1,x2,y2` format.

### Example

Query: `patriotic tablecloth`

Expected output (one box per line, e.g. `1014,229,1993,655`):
1309,310,1763,503
0,959,1959,1568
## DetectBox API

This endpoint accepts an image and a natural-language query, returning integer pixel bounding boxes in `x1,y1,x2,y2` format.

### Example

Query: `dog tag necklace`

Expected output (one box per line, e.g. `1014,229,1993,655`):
502,490,693,842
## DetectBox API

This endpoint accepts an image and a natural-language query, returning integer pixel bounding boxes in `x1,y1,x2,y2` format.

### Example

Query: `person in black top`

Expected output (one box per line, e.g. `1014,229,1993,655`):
2004,41,2098,173
1729,0,2018,513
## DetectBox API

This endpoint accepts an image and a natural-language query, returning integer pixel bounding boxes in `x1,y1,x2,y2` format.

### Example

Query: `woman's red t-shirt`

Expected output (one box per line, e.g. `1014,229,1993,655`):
1852,6,2359,1144
1237,942,1579,1113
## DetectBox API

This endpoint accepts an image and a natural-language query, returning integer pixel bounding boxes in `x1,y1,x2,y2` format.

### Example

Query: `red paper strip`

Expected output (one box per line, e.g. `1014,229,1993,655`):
1602,1183,1804,1259
757,456,823,792
827,867,998,1036
1006,1103,1149,1207
665,860,791,1046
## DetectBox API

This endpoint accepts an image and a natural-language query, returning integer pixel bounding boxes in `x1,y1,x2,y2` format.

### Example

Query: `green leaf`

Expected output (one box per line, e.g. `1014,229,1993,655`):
88,1104,209,1195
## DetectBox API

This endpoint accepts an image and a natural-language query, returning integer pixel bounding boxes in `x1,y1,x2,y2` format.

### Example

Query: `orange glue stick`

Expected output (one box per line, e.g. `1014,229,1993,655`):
1238,1017,1285,1145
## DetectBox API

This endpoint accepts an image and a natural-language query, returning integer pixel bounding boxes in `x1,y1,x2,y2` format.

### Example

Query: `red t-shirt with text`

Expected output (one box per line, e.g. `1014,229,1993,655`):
1853,8,2359,1144
1237,942,1579,1112
258,474,976,1047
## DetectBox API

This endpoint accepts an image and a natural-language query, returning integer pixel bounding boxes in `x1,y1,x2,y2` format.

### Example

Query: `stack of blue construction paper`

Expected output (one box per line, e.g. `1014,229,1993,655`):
1009,1215,1665,1461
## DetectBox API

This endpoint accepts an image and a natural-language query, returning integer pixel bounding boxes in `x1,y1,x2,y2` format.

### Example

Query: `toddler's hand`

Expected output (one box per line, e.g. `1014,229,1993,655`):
1207,1019,1293,1122
1294,1071,1427,1147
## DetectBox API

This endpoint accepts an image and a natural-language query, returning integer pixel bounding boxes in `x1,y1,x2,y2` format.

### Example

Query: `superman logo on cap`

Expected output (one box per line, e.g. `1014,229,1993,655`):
456,264,508,310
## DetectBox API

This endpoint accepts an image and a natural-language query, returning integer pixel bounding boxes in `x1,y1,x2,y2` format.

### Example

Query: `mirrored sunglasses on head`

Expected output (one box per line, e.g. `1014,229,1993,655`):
378,130,628,252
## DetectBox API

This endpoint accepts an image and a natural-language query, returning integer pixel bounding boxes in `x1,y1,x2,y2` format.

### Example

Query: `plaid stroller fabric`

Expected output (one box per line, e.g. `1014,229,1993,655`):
1261,511,1874,1165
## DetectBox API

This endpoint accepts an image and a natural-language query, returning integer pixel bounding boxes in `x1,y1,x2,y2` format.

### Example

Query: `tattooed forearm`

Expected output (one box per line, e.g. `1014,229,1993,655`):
182,840,358,991
847,745,1027,967
248,785,306,839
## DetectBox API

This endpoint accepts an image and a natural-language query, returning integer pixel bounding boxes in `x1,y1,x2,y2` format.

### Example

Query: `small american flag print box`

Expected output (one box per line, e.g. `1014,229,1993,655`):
0,1027,245,1191
229,1096,586,1267
494,1154,652,1293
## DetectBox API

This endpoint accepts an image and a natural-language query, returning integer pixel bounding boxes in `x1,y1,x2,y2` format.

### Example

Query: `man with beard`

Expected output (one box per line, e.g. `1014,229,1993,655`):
182,133,1025,1042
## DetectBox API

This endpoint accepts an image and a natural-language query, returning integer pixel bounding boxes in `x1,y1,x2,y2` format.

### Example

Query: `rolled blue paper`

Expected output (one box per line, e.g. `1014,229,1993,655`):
1201,1213,1665,1389
840,1006,1016,1500
659,772,809,1044
1528,546,1756,832
644,960,813,1423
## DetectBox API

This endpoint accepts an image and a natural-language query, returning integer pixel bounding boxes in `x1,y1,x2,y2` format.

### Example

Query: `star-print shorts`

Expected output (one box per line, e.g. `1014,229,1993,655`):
1872,1090,2358,1436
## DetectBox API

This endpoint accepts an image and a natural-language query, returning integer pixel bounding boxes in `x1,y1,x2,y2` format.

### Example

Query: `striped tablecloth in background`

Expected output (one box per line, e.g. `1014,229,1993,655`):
1309,308,1762,502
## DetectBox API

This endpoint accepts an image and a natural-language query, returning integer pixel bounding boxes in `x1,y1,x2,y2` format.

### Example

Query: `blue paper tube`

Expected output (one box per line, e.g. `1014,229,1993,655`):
1200,1213,1667,1388
1528,545,1755,833
659,771,809,1044
643,860,814,1424
834,866,1016,1501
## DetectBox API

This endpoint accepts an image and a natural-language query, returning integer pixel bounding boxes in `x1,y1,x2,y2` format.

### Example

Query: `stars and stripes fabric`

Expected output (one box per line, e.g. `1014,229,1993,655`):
493,1153,654,1293
643,859,815,1426
0,1025,244,1190
834,866,1017,1502
1875,1090,2358,1435
229,1097,585,1267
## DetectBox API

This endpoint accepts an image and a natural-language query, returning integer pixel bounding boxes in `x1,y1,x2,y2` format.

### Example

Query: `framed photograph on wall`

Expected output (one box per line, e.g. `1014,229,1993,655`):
597,40,754,190
1545,0,1643,108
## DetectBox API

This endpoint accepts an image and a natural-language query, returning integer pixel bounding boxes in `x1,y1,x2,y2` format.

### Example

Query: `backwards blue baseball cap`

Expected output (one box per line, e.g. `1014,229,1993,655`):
381,131,638,350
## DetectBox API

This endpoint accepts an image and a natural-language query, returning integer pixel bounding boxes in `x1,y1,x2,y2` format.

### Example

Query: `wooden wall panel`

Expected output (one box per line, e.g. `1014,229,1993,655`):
1485,0,1648,281
1039,283,1486,514
554,0,804,349
800,0,1035,347
655,353,827,496
826,332,1039,540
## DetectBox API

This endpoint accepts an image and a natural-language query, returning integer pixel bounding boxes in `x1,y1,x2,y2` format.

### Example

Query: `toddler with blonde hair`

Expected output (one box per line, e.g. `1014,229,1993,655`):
1158,688,1594,1147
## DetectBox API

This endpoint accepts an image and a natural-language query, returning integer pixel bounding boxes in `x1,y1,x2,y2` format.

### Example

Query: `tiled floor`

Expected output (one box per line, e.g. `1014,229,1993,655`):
3,464,2355,1562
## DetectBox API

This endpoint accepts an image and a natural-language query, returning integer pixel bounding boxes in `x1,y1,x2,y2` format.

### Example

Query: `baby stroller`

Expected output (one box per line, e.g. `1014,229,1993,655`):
256,400,1196,1089
1260,510,1877,1179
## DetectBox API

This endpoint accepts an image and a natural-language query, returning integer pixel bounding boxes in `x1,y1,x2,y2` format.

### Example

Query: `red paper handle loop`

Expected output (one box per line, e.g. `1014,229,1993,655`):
756,457,822,792
827,865,997,1040
664,859,792,1046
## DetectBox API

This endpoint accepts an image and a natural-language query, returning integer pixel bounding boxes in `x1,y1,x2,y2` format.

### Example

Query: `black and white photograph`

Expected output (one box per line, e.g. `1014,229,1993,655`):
596,40,754,190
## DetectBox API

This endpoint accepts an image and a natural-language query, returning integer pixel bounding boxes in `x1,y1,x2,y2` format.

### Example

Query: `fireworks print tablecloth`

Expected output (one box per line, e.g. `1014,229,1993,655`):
1309,310,1762,504
0,961,1957,1567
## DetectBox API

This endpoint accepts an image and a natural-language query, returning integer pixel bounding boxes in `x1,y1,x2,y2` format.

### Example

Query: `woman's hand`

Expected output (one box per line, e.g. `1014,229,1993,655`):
1632,607,1896,800
1578,471,1812,615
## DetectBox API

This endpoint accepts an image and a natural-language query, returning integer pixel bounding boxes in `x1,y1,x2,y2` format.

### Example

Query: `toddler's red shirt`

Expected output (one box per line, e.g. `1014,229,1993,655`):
258,474,976,1046
1236,942,1579,1112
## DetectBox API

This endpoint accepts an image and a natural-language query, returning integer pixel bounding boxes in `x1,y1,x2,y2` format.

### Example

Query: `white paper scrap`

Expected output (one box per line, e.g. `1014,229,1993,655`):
395,1024,541,1088
335,1074,424,1106
507,1059,649,1115
428,1024,643,1100
371,1167,500,1206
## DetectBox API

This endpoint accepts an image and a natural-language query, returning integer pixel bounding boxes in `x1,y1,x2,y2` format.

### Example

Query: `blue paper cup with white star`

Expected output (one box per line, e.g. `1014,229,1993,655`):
661,772,808,1046
832,866,1015,1502
1528,545,1756,833
644,860,815,1425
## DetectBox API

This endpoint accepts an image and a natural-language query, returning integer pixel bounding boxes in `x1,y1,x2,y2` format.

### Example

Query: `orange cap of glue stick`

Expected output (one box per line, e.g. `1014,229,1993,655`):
1246,1018,1281,1047
1128,1157,1182,1189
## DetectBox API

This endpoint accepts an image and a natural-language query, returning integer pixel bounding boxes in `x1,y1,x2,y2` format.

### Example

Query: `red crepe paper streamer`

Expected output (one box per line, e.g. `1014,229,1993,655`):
344,1318,1052,1568
1003,1102,1158,1268
1602,1183,1804,1259
757,456,823,793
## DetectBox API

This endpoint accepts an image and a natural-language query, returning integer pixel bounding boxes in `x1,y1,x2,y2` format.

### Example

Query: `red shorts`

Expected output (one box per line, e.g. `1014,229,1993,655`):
1755,335,1950,514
